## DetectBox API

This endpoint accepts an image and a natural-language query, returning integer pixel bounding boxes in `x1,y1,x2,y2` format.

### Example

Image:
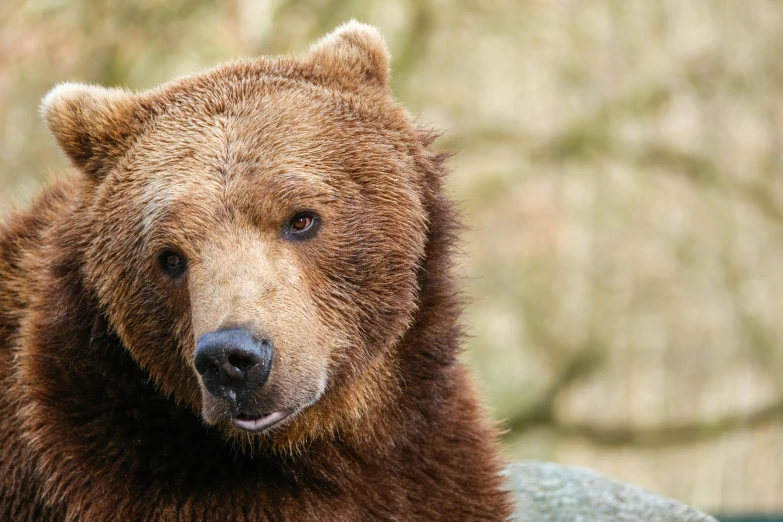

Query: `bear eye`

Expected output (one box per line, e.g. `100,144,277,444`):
283,212,320,241
159,250,188,278
291,214,313,232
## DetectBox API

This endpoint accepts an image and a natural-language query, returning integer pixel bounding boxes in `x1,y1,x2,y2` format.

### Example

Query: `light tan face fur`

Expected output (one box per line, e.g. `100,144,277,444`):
135,96,352,428
41,23,430,445
189,231,331,423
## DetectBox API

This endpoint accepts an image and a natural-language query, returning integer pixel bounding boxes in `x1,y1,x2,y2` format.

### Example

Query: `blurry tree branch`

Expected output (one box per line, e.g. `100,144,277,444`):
547,397,783,448
505,349,603,434
621,145,783,226
506,342,783,448
720,251,783,385
440,80,783,225
531,87,783,223
439,85,672,153
390,0,435,87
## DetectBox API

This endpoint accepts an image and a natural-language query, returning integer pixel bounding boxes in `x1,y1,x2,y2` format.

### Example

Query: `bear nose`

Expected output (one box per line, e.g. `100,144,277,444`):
194,328,274,402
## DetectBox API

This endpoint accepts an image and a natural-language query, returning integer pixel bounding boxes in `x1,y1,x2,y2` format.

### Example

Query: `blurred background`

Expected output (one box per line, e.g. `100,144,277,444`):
2,0,782,516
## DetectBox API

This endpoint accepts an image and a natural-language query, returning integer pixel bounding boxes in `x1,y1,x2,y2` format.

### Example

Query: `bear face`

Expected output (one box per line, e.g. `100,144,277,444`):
41,23,429,448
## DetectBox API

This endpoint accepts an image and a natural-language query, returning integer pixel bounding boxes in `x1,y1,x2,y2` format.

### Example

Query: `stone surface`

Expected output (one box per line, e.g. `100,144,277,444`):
507,461,717,522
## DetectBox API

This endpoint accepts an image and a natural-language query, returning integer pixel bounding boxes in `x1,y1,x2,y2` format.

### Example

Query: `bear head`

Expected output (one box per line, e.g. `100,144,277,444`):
40,22,435,450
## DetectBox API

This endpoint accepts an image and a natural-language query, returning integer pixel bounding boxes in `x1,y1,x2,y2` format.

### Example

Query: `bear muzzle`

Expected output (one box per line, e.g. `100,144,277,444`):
194,328,287,431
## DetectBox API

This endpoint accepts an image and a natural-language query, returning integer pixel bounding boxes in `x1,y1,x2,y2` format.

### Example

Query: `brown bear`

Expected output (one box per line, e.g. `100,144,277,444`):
0,22,513,521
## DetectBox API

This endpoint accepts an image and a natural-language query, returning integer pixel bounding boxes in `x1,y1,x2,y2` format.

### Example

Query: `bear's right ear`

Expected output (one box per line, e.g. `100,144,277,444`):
41,83,147,181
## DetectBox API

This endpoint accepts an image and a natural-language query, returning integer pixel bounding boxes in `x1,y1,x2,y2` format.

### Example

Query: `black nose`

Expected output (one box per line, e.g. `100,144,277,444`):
194,328,274,402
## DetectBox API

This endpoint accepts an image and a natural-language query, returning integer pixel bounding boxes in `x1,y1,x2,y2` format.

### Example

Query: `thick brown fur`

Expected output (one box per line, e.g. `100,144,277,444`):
0,22,513,521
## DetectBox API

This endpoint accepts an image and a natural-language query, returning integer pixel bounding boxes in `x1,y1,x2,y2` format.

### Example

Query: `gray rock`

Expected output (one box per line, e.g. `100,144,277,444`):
506,461,717,522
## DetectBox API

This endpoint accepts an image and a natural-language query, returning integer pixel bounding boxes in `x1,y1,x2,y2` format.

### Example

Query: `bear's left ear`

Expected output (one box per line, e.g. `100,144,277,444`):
41,83,147,181
307,21,391,92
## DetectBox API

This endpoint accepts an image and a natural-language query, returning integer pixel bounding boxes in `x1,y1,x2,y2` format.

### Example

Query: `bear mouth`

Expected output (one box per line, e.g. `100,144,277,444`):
231,411,290,432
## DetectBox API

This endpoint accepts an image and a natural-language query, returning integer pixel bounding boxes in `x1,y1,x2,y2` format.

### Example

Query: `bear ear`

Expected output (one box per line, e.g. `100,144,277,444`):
41,83,146,181
308,21,391,92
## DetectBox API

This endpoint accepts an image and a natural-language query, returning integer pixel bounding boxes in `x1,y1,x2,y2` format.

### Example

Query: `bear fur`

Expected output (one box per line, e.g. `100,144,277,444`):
0,22,513,521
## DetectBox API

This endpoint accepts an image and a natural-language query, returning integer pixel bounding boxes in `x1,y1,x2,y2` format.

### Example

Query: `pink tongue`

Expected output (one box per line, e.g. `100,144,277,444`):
232,411,287,432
